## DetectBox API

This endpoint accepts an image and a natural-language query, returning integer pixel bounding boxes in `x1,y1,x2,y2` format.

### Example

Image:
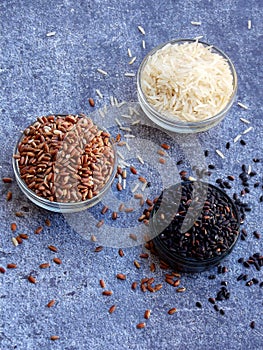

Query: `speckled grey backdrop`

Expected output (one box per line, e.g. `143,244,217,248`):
0,1,262,349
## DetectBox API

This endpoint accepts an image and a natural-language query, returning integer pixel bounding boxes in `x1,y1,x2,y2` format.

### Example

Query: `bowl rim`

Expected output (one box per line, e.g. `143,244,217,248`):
12,114,117,210
150,180,240,265
137,38,238,128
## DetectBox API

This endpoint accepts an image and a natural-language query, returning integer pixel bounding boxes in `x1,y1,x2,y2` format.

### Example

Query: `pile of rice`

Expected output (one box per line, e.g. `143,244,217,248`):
140,41,234,122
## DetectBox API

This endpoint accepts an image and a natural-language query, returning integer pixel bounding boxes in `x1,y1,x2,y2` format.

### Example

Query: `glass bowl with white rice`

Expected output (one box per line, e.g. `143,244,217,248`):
137,38,237,133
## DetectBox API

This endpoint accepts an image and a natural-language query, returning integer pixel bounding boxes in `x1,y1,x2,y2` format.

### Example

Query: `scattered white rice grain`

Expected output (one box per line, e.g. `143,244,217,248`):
99,110,105,118
97,68,108,76
120,127,132,132
114,97,118,106
131,119,141,125
191,21,202,26
119,160,130,167
117,101,126,108
137,155,144,164
121,114,132,119
115,118,122,127
131,107,140,116
247,165,252,175
118,175,122,184
12,237,18,246
248,20,252,30
132,183,140,193
142,40,146,49
138,25,145,35
103,105,107,113
216,149,225,159
110,96,115,106
233,134,242,143
194,35,203,40
240,117,250,124
188,176,197,181
125,142,131,151
128,48,132,57
95,89,103,99
129,57,137,65
46,31,56,37
123,179,127,190
243,126,253,134
124,134,135,138
124,72,135,77
237,102,248,110
141,182,148,192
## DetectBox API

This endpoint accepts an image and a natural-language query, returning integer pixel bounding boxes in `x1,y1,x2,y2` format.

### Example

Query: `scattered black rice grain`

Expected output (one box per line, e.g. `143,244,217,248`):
219,309,225,315
196,301,202,308
225,142,230,149
237,273,245,281
208,164,215,169
240,139,246,146
214,305,219,312
259,282,263,288
204,150,209,157
227,175,235,181
208,297,215,304
252,158,260,163
176,160,183,165
250,321,255,329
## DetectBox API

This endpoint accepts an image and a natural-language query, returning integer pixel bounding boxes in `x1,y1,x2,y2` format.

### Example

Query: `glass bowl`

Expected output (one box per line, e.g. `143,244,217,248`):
137,38,238,133
12,114,117,213
150,181,240,272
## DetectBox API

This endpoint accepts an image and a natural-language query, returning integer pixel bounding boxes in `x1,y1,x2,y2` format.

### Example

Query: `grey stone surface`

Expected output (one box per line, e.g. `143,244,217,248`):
0,0,262,349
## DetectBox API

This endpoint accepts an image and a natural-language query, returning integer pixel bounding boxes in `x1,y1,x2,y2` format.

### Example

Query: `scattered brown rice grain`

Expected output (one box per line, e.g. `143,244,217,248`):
154,284,163,291
100,279,106,288
112,212,118,220
119,203,125,212
2,177,12,183
117,182,123,191
168,308,177,315
136,322,145,329
150,263,156,272
15,236,23,244
161,143,170,150
176,287,186,293
89,98,95,107
130,166,137,175
47,299,56,308
144,309,151,319
96,219,104,228
53,257,62,265
139,253,149,259
134,193,143,199
109,305,116,314
7,263,17,269
35,226,43,234
129,233,137,241
116,273,126,280
0,267,6,273
165,278,174,286
15,212,24,217
125,207,134,213
102,290,113,296
11,223,17,231
172,272,181,278
19,233,29,240
118,248,124,257
6,191,12,201
39,263,50,269
48,245,58,252
131,281,138,290
45,219,51,227
138,176,147,183
134,260,141,269
28,275,36,284
159,158,166,164
50,335,60,341
101,206,109,215
94,246,103,253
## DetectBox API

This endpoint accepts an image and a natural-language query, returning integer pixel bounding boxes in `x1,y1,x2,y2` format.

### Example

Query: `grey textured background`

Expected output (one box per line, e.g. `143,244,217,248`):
0,0,262,349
